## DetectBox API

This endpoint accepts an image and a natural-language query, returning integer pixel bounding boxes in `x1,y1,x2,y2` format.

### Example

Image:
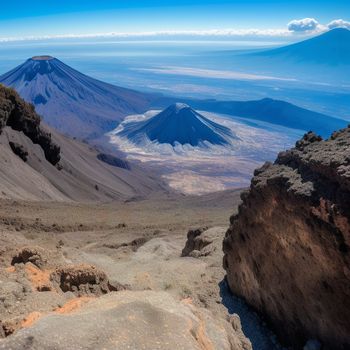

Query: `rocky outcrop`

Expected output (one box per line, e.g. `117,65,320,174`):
50,265,125,296
181,227,223,258
0,84,169,201
223,128,350,349
0,85,60,165
11,247,49,269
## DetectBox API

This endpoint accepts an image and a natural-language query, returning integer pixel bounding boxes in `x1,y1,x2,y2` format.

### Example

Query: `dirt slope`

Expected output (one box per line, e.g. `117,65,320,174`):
0,192,254,350
0,84,168,201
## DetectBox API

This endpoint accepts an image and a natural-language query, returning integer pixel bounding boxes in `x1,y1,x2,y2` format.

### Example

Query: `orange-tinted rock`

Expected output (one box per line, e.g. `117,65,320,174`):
25,264,52,292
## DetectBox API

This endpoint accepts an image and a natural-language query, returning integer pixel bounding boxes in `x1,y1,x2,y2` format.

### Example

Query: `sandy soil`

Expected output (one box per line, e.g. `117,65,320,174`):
0,190,281,349
0,192,237,320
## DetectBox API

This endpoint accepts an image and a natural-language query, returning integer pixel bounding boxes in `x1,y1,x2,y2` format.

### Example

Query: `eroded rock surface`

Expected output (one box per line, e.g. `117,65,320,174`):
50,264,125,296
11,246,50,269
223,128,350,349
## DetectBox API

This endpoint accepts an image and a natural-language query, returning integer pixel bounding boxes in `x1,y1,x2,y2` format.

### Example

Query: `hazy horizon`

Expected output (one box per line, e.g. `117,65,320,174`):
0,1,349,41
1,32,349,121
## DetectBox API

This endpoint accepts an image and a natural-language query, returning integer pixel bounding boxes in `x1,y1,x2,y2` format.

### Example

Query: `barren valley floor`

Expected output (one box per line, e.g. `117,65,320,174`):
0,190,282,349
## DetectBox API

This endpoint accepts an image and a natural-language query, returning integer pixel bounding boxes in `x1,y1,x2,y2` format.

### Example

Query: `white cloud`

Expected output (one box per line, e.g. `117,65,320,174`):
0,18,348,43
0,29,292,43
327,19,350,30
287,18,321,32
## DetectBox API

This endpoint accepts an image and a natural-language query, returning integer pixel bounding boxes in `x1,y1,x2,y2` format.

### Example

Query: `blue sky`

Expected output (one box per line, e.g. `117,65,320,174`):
0,1,349,39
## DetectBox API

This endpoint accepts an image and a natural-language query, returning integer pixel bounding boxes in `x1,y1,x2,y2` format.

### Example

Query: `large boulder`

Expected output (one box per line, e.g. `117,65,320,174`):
223,128,350,349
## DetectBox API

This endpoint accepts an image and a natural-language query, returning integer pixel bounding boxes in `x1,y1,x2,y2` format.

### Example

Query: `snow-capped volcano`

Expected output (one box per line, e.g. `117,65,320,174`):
117,103,236,147
109,108,303,194
0,56,155,139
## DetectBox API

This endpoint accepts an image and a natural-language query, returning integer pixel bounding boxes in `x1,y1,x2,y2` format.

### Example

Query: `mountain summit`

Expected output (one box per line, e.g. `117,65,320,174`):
118,103,236,147
0,56,155,139
31,55,55,60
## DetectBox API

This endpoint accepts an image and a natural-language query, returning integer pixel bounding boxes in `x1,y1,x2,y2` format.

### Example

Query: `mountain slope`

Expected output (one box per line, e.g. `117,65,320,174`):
0,84,168,201
118,103,236,147
256,28,350,65
0,56,157,139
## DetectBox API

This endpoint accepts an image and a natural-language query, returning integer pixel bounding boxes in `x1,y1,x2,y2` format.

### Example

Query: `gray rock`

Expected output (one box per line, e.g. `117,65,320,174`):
0,291,252,350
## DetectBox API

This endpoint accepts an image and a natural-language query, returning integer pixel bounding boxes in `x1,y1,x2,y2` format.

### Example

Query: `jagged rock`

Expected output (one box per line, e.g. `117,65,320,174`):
182,227,226,259
50,264,125,296
181,227,208,257
11,247,48,269
223,127,350,350
0,85,60,165
295,131,322,150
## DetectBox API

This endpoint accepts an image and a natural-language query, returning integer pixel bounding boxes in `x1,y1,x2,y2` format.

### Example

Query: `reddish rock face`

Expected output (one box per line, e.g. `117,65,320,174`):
223,128,350,350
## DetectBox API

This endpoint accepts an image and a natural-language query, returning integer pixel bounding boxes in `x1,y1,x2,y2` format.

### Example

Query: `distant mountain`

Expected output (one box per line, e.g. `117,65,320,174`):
118,103,236,147
0,55,345,142
154,98,347,138
256,28,350,65
0,56,157,139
